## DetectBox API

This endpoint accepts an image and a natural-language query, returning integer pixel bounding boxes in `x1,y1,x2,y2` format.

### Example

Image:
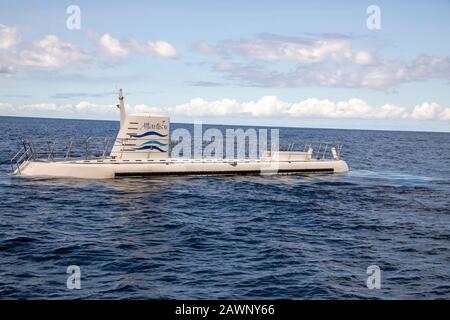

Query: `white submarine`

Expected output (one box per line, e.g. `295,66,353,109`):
11,90,349,179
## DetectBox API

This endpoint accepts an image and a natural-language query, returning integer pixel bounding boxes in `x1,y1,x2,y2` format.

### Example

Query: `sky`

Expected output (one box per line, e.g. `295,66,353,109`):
0,0,450,132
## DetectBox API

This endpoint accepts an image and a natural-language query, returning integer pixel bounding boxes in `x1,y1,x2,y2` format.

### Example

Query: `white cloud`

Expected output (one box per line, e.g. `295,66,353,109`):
0,26,178,75
73,101,164,115
99,33,128,58
354,50,373,65
74,101,116,114
0,102,13,113
134,40,178,58
0,101,165,118
439,108,450,121
170,96,450,121
0,24,19,49
409,102,450,120
209,56,450,89
128,104,165,115
0,33,88,71
1,98,449,122
16,35,88,68
407,55,450,80
195,41,217,54
99,34,178,59
198,34,450,89
18,103,58,111
172,98,241,117
0,65,13,74
200,34,372,65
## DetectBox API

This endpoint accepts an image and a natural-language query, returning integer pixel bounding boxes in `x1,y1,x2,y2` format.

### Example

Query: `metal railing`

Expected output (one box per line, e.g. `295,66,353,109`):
279,141,343,160
10,136,115,172
9,136,344,173
10,139,35,174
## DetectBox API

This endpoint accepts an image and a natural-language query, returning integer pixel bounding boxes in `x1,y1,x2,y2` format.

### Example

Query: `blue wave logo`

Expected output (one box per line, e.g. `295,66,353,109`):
140,140,168,147
131,131,168,138
135,145,167,152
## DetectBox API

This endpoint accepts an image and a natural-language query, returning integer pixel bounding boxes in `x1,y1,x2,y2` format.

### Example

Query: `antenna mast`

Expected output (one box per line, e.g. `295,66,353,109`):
117,88,126,128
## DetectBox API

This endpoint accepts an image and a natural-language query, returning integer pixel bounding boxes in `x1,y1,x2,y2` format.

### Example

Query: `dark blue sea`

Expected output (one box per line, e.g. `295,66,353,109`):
0,116,449,299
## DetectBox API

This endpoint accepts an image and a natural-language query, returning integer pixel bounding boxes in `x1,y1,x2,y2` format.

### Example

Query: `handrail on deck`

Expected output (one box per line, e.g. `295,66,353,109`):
10,136,344,174
279,141,343,160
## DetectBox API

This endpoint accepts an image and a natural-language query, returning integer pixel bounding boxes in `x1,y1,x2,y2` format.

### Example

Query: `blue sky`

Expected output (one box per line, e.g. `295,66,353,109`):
1,0,450,131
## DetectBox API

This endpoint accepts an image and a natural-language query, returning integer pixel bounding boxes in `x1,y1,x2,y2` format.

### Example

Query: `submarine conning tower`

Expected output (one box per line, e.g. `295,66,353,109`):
110,89,170,160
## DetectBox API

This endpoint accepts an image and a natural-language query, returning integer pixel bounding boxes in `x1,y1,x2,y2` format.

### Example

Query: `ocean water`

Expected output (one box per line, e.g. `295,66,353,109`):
0,116,449,299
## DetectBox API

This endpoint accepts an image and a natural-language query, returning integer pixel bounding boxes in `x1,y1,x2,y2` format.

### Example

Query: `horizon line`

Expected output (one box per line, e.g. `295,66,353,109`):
0,114,449,134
